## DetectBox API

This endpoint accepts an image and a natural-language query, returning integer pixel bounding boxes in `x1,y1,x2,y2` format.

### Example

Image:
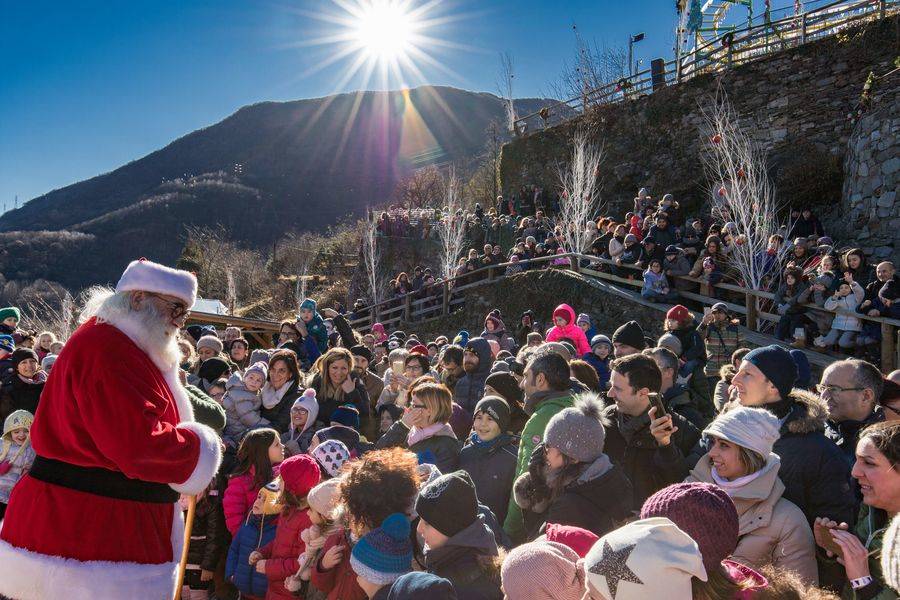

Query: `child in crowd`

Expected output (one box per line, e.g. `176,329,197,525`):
223,361,270,448
282,389,321,457
545,304,591,356
856,277,900,357
0,335,14,380
34,331,56,362
224,428,284,536
311,439,351,480
196,335,224,363
774,266,809,344
581,335,611,390
815,273,865,349
179,480,226,600
299,298,329,354
514,396,632,540
350,513,414,598
415,470,503,599
500,540,583,600
285,478,343,597
227,480,281,600
249,454,321,599
0,410,35,520
0,307,20,336
576,314,597,342
641,258,678,303
458,397,519,524
376,404,403,437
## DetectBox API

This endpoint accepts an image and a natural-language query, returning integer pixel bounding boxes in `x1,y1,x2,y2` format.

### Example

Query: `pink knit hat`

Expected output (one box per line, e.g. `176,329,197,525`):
501,541,584,600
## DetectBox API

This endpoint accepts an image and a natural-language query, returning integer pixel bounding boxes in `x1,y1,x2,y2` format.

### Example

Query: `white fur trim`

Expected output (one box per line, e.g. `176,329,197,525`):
164,366,195,424
116,258,197,307
169,422,222,495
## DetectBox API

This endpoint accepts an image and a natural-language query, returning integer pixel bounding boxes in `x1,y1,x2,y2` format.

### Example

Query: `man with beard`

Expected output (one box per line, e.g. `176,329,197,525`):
439,344,465,392
453,337,493,414
0,258,222,600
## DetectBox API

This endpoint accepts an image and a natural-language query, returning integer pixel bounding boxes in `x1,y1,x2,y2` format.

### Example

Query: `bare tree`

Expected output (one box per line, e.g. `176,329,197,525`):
394,165,444,208
359,215,382,305
700,88,788,292
550,26,628,105
436,168,467,280
557,127,604,253
497,52,517,134
18,280,78,339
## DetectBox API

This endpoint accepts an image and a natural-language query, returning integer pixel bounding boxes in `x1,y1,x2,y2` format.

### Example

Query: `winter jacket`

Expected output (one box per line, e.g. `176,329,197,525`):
481,324,514,353
714,365,736,413
688,455,818,585
226,512,278,598
423,518,502,600
581,353,611,389
668,321,707,364
259,378,304,435
223,372,269,445
824,282,866,331
0,440,35,504
503,389,575,541
663,251,692,289
306,372,370,423
775,281,810,315
601,404,701,512
642,269,671,294
825,409,885,463
698,319,743,377
459,433,519,524
303,312,329,354
183,494,227,589
310,529,367,600
0,376,44,421
618,243,646,269
515,311,542,348
375,420,461,473
663,384,709,430
647,224,677,249
258,507,313,599
224,465,281,536
545,304,591,356
514,454,632,540
452,337,493,414
608,235,626,259
184,384,227,433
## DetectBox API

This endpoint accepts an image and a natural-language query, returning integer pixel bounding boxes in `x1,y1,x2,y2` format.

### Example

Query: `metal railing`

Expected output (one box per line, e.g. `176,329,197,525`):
514,0,897,133
349,252,900,370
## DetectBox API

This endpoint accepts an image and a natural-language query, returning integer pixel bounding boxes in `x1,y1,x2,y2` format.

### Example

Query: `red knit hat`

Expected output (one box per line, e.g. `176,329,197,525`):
544,523,599,558
666,304,691,323
278,454,321,497
640,482,739,572
409,344,429,357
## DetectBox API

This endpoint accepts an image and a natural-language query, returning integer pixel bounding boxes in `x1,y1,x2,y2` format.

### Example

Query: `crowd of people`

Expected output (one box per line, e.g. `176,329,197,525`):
1,279,899,600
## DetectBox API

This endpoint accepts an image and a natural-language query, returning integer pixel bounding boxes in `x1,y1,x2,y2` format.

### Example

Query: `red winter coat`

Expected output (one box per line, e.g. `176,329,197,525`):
310,529,367,600
258,507,313,600
223,465,281,536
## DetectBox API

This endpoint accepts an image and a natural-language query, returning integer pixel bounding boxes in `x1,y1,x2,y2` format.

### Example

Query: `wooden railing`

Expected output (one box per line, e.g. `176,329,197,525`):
349,252,900,370
513,0,897,133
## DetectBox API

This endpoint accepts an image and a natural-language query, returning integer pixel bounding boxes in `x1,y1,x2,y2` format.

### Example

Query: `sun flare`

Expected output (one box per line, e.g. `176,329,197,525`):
353,1,415,61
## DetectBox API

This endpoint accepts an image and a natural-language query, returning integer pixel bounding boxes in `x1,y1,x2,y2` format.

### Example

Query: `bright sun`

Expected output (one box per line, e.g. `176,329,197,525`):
353,2,415,60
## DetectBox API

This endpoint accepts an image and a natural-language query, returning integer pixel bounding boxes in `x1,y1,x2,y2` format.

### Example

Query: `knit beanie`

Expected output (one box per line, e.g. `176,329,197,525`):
666,304,691,324
590,334,612,350
417,463,443,488
2,409,34,440
248,348,272,365
315,425,360,451
526,332,543,345
299,298,317,314
40,354,58,372
743,345,797,399
197,357,230,383
624,233,638,244
350,513,413,586
489,360,510,373
585,517,707,600
789,349,812,390
330,404,361,430
0,334,15,354
415,470,478,538
409,344,429,357
196,335,224,354
244,361,268,382
307,478,342,521
312,440,351,478
385,572,457,600
577,313,592,327
453,331,469,346
10,348,38,371
543,394,606,463
881,514,900,595
278,454,321,497
612,321,646,351
501,540,584,600
704,406,781,459
559,341,577,360
657,333,683,357
256,479,285,516
543,342,572,361
474,396,511,433
544,523,599,558
0,307,21,323
350,344,373,363
640,482,740,572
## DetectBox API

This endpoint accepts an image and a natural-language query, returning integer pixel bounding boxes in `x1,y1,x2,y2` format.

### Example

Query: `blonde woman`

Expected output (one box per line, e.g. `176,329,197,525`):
307,347,369,424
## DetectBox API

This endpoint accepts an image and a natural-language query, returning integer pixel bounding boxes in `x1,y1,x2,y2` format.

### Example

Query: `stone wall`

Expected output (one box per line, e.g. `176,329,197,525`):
500,15,899,238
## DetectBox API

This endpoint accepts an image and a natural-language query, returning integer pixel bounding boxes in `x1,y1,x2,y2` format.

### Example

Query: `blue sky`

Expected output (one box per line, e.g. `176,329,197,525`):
0,0,795,208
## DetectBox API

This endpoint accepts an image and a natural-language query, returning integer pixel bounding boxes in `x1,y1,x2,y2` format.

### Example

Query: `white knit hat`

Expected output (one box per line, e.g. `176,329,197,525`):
703,406,781,458
585,517,707,600
115,258,197,307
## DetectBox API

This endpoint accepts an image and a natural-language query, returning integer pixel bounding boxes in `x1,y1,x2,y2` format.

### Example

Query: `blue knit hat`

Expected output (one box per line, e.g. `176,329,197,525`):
386,572,457,599
350,513,412,585
744,345,797,399
299,298,317,313
330,404,361,430
0,334,14,354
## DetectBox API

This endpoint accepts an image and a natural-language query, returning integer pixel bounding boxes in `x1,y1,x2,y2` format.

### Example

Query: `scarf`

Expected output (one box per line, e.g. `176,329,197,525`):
407,422,455,447
617,410,651,445
18,371,47,385
261,379,293,409
710,466,767,492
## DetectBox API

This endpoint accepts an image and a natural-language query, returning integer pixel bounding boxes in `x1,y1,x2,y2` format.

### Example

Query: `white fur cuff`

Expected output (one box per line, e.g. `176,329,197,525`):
169,422,222,495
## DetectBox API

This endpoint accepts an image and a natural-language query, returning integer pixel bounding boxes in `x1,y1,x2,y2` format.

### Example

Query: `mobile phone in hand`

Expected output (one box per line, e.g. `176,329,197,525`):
648,392,667,419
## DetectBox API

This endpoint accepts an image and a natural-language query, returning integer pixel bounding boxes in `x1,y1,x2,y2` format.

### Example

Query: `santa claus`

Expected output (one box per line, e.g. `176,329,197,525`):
0,259,222,600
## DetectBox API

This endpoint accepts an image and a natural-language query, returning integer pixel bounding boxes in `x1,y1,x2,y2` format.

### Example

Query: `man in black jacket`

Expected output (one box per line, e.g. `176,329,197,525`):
821,359,885,461
601,353,701,512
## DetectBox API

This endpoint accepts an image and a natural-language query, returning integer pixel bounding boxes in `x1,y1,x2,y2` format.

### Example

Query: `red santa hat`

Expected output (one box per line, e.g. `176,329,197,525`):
115,258,197,306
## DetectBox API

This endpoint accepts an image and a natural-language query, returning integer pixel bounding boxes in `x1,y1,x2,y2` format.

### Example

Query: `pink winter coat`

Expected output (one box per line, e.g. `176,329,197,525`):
545,304,592,355
223,464,281,536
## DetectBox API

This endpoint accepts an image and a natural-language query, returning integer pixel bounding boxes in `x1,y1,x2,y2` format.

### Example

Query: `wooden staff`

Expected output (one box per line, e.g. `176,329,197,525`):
174,495,198,600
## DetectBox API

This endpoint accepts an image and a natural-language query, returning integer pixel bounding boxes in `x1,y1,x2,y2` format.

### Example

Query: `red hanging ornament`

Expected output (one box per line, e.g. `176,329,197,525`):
737,167,746,179
718,186,727,197
711,133,722,144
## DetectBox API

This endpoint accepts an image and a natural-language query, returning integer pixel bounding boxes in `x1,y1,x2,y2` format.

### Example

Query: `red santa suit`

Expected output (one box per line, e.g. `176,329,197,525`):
0,259,221,600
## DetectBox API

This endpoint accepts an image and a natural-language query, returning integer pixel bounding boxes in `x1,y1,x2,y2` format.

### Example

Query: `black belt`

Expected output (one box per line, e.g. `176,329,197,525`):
28,456,179,503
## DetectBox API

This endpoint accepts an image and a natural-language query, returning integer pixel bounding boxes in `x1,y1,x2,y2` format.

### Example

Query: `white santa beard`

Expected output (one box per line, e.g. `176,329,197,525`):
95,295,180,372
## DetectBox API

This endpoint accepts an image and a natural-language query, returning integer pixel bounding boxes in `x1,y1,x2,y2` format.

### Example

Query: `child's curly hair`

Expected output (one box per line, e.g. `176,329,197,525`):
339,447,420,533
